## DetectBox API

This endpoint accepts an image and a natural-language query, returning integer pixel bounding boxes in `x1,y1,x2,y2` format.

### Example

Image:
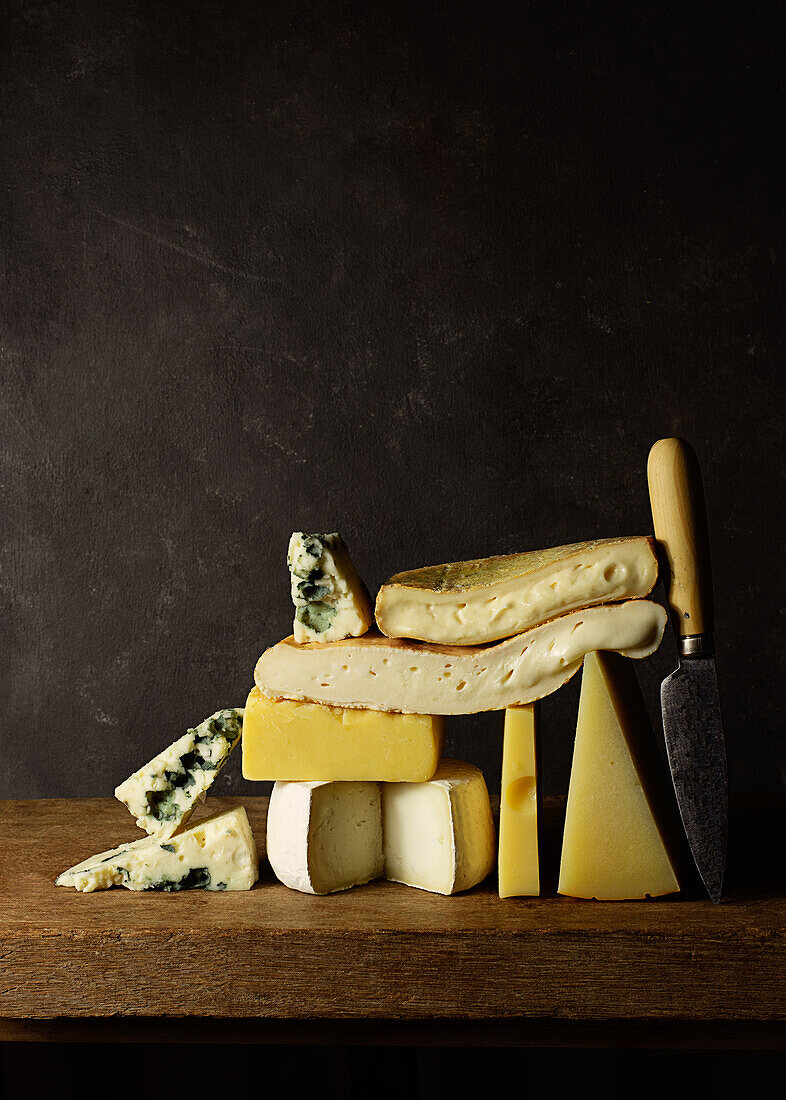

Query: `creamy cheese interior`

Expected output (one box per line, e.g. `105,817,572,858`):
382,760,496,895
266,780,383,895
55,806,259,893
255,600,667,715
375,537,657,644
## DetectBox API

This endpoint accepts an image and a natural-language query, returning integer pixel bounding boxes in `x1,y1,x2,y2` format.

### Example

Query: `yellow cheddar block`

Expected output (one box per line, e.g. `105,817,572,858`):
241,686,445,782
558,651,680,900
498,705,539,898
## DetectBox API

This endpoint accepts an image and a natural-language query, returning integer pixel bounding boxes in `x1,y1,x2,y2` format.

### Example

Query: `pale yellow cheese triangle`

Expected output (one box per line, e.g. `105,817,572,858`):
558,651,680,900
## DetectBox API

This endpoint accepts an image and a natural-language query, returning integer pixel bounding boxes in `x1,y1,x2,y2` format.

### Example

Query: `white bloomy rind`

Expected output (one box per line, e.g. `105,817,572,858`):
376,536,658,645
266,780,383,895
55,806,259,893
382,759,496,895
255,600,667,715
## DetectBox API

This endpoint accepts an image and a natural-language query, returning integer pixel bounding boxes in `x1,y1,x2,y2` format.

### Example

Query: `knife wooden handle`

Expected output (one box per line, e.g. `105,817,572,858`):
647,437,714,637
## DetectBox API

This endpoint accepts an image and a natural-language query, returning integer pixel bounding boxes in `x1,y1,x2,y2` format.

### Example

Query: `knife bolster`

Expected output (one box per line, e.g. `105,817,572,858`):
679,633,714,659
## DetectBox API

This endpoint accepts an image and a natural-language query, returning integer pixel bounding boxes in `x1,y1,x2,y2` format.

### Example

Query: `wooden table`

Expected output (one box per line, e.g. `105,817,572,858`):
1,797,783,1048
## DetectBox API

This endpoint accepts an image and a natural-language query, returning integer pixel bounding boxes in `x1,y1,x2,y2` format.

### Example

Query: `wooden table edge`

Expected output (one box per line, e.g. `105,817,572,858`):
1,1015,785,1049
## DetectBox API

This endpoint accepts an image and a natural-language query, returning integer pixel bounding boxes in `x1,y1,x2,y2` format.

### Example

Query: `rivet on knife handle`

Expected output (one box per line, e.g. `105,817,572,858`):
647,437,714,642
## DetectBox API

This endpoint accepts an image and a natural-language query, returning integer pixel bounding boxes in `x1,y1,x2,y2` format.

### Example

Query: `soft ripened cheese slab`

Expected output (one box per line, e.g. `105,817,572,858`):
114,709,243,840
288,532,374,644
558,651,680,900
498,705,539,897
382,759,496,895
375,536,658,645
55,806,259,893
241,686,444,781
254,600,667,715
266,780,383,894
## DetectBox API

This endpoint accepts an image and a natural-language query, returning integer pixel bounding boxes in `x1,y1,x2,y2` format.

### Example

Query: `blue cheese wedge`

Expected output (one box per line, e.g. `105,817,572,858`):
287,532,373,644
55,806,259,893
114,709,243,840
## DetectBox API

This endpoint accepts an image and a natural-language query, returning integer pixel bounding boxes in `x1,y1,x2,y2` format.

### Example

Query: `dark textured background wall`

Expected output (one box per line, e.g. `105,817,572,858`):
1,2,783,839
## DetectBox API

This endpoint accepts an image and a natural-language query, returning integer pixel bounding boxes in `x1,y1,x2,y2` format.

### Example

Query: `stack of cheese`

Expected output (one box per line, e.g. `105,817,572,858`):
248,532,679,899
57,710,260,892
56,531,680,902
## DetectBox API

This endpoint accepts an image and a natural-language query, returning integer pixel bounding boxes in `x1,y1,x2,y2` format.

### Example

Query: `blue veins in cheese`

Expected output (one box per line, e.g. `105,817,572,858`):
287,532,374,644
55,806,259,893
114,709,243,840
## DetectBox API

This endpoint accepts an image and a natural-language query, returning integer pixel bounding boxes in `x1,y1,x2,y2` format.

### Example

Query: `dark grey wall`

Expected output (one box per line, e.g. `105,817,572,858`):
2,3,783,830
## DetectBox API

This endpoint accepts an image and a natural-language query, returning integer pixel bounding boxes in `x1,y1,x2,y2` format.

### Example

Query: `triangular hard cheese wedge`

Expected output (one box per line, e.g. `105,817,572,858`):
558,651,680,900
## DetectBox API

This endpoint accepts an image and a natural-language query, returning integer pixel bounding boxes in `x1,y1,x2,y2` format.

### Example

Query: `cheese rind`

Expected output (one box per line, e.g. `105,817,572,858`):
288,532,373,644
382,759,496,895
55,806,259,893
241,686,444,781
558,651,680,900
114,709,243,839
266,780,383,894
498,705,539,897
254,600,667,715
376,536,658,645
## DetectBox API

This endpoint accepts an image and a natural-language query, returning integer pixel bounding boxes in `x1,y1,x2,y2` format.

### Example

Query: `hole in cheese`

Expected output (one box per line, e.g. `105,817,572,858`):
505,775,536,812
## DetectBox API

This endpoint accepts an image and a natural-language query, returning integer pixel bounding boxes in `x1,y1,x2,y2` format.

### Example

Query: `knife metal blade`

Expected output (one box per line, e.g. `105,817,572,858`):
660,652,728,903
647,438,728,903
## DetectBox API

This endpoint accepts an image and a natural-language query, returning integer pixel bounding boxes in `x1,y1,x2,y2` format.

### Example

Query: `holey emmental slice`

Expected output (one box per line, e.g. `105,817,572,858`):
266,781,383,895
288,532,373,644
115,709,243,840
255,600,667,715
558,652,680,900
375,536,658,645
56,806,259,893
382,760,496,895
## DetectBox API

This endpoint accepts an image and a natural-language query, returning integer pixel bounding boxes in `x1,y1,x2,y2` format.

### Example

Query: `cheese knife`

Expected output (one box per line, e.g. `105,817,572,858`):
647,437,728,903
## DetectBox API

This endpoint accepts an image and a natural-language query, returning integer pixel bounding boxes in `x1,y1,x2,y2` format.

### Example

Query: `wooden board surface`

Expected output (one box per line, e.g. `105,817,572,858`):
1,797,784,1024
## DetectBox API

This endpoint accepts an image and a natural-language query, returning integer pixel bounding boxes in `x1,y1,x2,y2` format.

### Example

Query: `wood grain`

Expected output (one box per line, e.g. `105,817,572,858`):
1,797,783,1024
